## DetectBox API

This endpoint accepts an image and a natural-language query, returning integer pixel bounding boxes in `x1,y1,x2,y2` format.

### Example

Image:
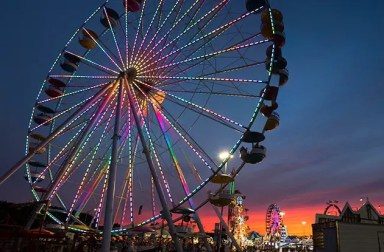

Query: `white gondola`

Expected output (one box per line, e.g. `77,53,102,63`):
242,130,265,143
240,145,266,164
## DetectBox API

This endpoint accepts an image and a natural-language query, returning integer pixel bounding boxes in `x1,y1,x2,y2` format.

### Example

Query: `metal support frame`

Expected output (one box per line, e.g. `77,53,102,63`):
124,77,183,252
212,205,242,251
101,79,123,251
153,107,212,251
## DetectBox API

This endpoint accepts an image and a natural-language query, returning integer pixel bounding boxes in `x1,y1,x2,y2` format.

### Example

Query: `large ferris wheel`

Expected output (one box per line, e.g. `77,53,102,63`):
0,0,288,250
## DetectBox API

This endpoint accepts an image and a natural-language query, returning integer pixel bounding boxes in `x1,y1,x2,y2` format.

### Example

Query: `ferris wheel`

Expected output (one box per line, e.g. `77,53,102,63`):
265,203,286,242
1,0,288,242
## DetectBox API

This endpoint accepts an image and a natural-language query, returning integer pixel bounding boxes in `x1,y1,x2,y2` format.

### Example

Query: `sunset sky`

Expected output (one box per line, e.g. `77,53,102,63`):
0,0,383,236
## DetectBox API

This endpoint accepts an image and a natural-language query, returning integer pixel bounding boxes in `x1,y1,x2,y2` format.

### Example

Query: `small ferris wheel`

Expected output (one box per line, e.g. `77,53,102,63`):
265,203,285,242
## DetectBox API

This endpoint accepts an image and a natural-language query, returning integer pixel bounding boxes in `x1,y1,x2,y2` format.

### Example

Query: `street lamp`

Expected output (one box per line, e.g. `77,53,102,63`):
219,151,232,173
217,151,233,251
301,221,306,236
219,151,232,160
360,196,369,203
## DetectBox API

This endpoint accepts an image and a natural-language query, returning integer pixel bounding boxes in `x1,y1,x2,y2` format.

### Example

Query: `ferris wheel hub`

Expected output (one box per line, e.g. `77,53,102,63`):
124,67,138,82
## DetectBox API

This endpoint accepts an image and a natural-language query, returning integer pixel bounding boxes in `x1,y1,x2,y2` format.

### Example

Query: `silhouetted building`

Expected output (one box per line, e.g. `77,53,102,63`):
312,201,384,252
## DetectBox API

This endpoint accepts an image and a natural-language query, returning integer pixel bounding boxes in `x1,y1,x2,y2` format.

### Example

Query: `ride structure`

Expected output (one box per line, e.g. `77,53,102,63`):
265,203,287,243
324,200,342,216
229,191,251,247
0,0,290,251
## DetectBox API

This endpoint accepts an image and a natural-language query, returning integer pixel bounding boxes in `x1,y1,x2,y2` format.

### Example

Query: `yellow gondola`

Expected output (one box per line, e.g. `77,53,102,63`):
210,173,234,184
79,28,99,49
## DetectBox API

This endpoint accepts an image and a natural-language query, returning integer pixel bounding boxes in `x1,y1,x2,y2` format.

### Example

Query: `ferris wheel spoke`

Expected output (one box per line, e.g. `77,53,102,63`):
64,50,120,75
81,27,125,72
200,61,265,77
135,80,245,130
49,74,116,79
75,103,135,224
157,57,260,86
139,4,234,72
160,90,261,99
102,7,126,69
50,128,107,205
122,1,134,68
140,75,265,84
2,83,113,188
32,93,106,132
156,33,263,80
123,1,129,67
37,82,110,110
134,0,184,65
31,118,101,186
156,71,259,91
153,108,194,197
37,81,110,105
150,178,157,216
59,146,102,214
30,132,78,188
132,0,165,65
152,4,229,75
139,0,229,69
118,138,137,226
150,103,218,177
126,80,175,203
70,154,112,222
145,130,175,204
121,132,140,226
140,38,269,75
134,86,217,175
135,0,195,65
130,0,148,65
94,165,110,228
75,159,110,217
54,195,69,213
45,82,119,202
65,95,119,222
59,97,125,210
111,106,140,226
30,111,101,186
